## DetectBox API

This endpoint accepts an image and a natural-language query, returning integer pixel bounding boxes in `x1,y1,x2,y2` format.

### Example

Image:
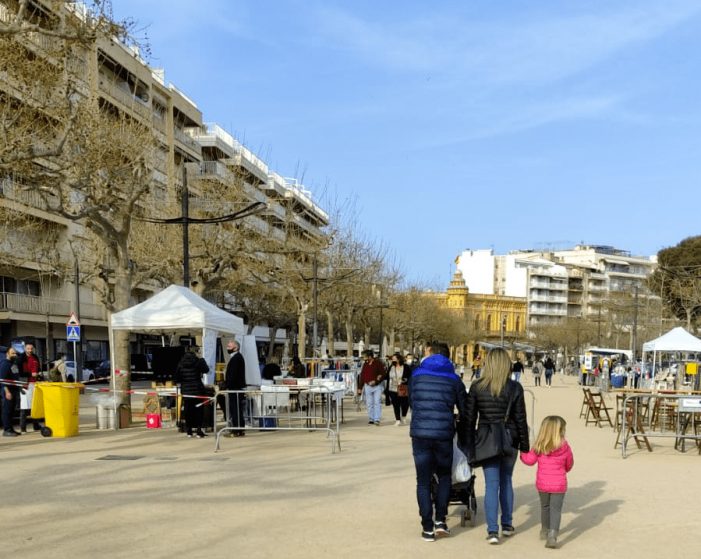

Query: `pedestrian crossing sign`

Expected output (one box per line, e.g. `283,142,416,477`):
67,325,81,342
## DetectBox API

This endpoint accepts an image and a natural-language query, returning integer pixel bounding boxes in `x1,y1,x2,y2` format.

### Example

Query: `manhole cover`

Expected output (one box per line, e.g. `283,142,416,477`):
155,456,178,461
199,456,230,461
96,455,144,461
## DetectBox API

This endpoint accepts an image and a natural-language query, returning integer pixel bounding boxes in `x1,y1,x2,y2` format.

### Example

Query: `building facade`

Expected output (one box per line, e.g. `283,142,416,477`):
0,2,327,364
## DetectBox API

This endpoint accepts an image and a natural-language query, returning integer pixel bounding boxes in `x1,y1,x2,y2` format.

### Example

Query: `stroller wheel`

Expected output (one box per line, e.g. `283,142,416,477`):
40,426,52,437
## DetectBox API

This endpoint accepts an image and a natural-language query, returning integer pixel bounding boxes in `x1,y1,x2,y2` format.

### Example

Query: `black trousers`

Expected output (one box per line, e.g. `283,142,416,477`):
388,390,409,420
1,388,17,432
183,397,203,435
228,392,245,433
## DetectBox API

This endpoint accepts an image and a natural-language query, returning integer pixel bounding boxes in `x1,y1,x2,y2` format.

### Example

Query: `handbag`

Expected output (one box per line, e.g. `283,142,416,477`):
473,387,515,464
397,383,409,397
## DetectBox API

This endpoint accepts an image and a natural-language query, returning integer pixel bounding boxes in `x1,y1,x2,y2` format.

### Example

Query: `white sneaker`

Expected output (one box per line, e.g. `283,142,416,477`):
400,418,407,425
394,420,401,426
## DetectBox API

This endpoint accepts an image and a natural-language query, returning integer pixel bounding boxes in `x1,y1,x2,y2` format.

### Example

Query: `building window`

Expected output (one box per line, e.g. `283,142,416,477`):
515,316,520,332
486,314,492,331
474,316,480,331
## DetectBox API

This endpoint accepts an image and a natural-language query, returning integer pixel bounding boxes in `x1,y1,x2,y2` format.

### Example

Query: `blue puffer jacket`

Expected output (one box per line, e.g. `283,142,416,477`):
409,354,468,440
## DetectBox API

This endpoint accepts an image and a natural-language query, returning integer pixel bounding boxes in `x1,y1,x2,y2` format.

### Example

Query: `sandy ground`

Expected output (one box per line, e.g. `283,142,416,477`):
1,374,700,559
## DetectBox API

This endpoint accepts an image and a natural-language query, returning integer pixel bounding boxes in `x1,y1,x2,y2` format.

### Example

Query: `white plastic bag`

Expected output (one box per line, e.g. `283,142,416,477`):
452,434,471,484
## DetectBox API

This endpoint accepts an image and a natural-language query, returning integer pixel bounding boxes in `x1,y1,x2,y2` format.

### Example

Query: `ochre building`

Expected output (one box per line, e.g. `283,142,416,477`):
438,270,527,366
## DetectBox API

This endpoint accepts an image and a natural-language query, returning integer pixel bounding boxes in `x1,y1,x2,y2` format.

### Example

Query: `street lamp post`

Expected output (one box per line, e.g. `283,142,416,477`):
500,314,506,347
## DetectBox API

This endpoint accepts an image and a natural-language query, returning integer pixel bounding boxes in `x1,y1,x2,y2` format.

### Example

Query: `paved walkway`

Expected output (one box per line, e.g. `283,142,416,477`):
2,375,700,558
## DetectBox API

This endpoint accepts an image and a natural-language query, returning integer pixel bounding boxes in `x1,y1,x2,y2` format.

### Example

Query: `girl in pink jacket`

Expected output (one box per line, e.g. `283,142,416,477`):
520,415,574,549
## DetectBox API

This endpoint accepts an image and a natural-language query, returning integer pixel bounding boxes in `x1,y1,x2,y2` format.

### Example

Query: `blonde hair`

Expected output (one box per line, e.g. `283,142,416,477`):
475,347,512,397
533,416,567,454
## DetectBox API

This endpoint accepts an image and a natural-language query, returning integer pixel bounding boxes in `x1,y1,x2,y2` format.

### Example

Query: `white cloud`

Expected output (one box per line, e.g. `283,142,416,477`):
310,2,701,87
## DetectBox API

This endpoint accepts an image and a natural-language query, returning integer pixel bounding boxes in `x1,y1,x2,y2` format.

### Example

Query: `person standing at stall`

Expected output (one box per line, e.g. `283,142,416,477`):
225,340,247,437
18,342,41,432
176,347,209,438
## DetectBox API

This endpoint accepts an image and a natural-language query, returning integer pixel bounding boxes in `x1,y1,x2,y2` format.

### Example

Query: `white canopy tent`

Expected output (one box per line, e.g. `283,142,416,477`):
110,285,256,386
641,327,701,378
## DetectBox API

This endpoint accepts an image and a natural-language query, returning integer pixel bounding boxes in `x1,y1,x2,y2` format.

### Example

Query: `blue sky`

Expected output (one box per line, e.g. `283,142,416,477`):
113,0,701,286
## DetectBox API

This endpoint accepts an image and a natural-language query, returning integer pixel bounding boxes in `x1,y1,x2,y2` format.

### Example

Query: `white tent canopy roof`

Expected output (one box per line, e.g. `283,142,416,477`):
110,284,244,335
642,327,701,353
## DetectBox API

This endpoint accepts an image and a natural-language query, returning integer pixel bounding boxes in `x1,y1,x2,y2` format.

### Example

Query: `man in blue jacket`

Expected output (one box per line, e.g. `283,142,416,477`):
410,342,468,541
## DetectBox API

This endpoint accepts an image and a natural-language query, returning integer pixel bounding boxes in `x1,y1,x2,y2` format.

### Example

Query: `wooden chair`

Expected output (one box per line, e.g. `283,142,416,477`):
615,398,652,452
580,388,591,419
584,389,614,428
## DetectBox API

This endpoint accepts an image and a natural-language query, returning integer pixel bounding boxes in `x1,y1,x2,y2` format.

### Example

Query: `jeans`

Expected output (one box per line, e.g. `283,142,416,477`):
482,453,518,534
513,371,522,383
539,492,565,532
364,384,383,422
545,369,554,386
412,437,453,531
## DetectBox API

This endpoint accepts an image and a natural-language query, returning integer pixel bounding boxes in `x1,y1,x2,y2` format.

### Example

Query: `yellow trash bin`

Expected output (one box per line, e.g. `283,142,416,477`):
31,382,83,438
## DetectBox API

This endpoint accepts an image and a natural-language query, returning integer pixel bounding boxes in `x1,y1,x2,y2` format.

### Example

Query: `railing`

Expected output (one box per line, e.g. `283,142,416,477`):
174,128,201,153
0,176,50,211
214,385,342,453
0,293,106,321
98,79,151,120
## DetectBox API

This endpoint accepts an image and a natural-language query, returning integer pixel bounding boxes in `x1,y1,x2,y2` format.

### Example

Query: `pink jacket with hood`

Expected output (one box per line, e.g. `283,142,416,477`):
520,440,574,493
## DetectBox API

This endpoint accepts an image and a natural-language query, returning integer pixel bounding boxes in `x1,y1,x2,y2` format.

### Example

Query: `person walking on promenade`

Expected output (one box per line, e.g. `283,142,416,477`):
387,352,410,425
225,340,247,437
512,358,524,383
0,346,20,436
465,347,530,545
357,349,386,425
520,416,574,549
543,356,555,387
470,354,482,381
532,358,543,387
409,342,468,542
176,347,209,438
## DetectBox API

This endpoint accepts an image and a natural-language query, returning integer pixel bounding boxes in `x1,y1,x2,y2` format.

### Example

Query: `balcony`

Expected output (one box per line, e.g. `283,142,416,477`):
98,78,152,120
174,128,201,155
0,293,107,322
1,176,50,211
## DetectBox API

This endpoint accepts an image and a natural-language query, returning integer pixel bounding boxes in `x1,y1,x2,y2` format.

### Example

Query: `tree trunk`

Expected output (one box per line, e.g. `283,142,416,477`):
325,310,335,357
297,310,307,359
364,326,371,348
267,325,278,359
388,327,396,355
111,260,132,422
345,320,354,358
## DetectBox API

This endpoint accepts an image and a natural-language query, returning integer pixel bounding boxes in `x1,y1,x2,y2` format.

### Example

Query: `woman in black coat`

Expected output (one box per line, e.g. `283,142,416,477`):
465,347,529,545
176,348,209,438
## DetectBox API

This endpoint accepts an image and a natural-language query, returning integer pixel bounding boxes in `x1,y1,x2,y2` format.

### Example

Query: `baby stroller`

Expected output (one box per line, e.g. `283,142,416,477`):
432,471,478,527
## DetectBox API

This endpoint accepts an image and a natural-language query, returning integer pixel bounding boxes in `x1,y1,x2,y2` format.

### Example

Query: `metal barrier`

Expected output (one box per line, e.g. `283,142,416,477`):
621,393,701,458
214,385,343,453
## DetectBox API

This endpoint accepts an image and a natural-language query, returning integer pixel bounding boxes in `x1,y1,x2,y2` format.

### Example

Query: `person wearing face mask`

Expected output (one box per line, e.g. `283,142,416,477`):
387,352,411,425
225,340,246,437
0,346,21,436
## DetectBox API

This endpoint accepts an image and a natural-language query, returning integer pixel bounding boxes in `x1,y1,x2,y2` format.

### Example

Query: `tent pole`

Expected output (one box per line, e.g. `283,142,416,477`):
108,313,118,431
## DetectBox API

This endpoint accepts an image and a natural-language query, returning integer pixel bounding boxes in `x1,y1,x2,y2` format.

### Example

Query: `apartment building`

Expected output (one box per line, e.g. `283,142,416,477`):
456,245,657,327
0,2,327,363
